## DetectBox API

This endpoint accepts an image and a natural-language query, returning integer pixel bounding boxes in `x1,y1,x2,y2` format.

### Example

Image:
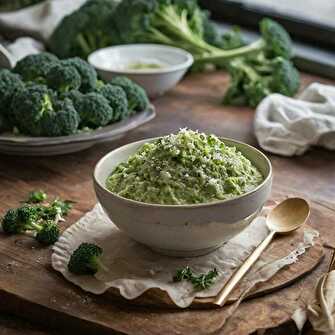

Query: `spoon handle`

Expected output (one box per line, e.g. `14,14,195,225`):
214,230,276,306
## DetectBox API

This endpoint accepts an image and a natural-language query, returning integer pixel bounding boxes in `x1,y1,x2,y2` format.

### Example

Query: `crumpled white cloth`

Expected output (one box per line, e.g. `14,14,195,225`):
0,37,44,68
52,204,319,308
254,83,335,156
0,0,86,41
0,0,86,67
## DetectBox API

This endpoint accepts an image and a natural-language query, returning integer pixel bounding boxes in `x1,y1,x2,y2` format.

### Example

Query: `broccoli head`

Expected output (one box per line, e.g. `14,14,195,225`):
34,220,60,245
41,98,80,137
76,92,114,128
68,242,105,275
95,84,128,121
110,76,149,112
0,69,25,128
223,55,300,107
2,209,22,234
2,206,39,234
13,52,59,83
49,0,119,59
260,18,293,59
61,90,83,110
11,84,55,136
17,205,39,224
270,57,300,97
46,63,81,93
62,57,98,93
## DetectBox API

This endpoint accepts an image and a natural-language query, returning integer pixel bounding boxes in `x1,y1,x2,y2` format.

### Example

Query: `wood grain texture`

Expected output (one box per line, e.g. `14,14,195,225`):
0,71,334,335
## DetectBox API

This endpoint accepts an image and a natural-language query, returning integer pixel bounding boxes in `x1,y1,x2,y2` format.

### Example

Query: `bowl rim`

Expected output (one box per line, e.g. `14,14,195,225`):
93,136,272,209
88,44,194,75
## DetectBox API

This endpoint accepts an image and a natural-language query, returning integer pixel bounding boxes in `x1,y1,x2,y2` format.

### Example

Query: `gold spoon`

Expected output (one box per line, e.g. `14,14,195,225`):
196,197,310,307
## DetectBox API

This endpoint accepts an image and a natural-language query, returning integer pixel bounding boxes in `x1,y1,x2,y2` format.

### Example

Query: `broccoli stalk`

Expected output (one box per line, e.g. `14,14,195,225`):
68,243,108,275
146,3,220,55
114,1,293,65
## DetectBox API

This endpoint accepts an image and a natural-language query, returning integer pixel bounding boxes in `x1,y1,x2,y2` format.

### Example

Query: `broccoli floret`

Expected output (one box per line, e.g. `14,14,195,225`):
50,199,73,217
34,220,60,245
204,21,245,50
1,194,72,245
0,69,25,128
270,57,300,96
46,63,81,93
13,52,59,83
194,18,293,66
11,84,55,136
27,190,48,204
62,57,98,93
76,92,114,128
2,209,22,234
1,206,59,245
222,55,300,107
110,76,149,112
220,27,246,50
260,18,292,59
61,90,83,110
68,243,106,275
2,206,39,234
49,0,119,59
95,84,129,121
35,199,73,222
41,98,80,136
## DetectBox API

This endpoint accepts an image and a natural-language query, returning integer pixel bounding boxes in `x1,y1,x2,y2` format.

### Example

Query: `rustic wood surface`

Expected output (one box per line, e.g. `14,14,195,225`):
0,71,334,335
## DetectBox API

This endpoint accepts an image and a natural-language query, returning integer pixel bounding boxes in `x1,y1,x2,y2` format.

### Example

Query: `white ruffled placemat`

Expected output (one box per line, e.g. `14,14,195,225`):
52,204,319,308
254,83,335,156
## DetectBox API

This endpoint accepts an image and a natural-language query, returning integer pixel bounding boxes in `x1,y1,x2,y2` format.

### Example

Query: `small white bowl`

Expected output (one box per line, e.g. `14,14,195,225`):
93,137,272,257
88,44,193,97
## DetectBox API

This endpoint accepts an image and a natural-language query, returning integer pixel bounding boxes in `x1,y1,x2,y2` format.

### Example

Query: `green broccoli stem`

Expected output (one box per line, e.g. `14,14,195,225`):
93,256,109,273
25,221,44,233
152,5,221,55
194,39,266,66
76,34,94,57
235,58,272,97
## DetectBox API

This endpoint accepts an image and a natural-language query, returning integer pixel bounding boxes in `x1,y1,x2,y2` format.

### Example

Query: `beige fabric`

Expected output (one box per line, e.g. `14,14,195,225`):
52,204,319,308
307,271,335,333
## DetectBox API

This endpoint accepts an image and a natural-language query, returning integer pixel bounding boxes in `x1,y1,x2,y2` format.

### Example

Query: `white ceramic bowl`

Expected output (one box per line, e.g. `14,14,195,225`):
88,44,193,97
94,137,272,257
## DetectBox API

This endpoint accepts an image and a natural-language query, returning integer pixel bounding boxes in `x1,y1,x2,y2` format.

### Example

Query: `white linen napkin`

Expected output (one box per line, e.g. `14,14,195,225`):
254,83,335,156
0,0,86,41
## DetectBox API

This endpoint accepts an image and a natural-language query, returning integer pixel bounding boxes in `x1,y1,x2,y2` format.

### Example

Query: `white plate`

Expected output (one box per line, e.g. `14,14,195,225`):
0,105,155,156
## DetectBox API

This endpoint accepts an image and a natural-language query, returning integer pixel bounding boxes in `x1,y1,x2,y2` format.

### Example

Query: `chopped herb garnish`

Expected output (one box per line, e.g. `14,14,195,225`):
173,267,219,290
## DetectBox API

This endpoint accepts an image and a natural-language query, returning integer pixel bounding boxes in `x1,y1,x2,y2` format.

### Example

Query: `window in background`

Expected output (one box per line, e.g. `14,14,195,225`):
237,0,335,28
201,0,335,49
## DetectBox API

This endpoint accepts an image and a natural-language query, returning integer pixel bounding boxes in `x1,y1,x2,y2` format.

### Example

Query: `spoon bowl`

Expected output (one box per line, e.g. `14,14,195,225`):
267,198,310,234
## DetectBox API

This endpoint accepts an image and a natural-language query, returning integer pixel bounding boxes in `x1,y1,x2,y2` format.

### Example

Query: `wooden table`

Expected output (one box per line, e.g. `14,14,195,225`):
0,71,334,335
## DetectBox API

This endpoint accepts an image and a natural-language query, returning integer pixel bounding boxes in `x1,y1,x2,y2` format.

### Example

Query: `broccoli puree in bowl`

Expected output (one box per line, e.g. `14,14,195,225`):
106,129,264,205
